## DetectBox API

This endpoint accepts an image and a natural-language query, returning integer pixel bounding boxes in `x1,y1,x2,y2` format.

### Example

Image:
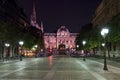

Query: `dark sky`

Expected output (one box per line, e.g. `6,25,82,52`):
19,0,102,33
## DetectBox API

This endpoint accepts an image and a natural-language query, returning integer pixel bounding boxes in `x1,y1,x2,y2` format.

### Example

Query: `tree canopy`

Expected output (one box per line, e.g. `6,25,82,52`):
76,13,120,51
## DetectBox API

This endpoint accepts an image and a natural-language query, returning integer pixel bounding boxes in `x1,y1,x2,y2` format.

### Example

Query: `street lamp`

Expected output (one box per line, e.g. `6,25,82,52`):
82,40,86,61
19,41,24,46
5,43,10,47
82,41,86,46
19,41,24,61
77,45,79,48
34,45,38,48
5,43,10,61
76,45,79,51
101,28,109,70
102,43,105,47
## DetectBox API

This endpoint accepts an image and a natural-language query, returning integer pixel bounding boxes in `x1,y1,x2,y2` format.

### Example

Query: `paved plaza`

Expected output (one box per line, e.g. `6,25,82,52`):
0,56,120,80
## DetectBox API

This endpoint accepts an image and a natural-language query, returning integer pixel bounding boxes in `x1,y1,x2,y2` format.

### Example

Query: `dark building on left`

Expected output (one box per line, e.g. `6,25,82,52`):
0,0,42,59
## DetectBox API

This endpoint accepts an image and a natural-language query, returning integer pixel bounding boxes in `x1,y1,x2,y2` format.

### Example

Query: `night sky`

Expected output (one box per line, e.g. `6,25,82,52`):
19,0,102,33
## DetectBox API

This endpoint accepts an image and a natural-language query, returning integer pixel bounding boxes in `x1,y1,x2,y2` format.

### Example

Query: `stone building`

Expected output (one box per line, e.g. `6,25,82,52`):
92,0,120,27
92,0,120,57
44,26,78,50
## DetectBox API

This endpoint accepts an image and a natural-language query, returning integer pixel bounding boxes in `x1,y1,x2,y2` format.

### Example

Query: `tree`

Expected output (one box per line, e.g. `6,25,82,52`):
76,23,102,55
108,13,120,42
23,32,38,49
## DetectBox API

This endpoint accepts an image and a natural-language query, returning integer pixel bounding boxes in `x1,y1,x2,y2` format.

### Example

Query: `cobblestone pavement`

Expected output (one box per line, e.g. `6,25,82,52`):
86,57,120,68
0,56,120,80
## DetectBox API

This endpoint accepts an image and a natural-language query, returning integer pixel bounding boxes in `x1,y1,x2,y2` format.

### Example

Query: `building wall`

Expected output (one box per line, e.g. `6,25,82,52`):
44,35,57,49
92,0,120,58
44,26,78,50
92,0,120,27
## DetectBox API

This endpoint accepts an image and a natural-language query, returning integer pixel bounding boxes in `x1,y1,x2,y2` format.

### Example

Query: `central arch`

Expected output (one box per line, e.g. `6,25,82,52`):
59,44,65,50
58,44,66,55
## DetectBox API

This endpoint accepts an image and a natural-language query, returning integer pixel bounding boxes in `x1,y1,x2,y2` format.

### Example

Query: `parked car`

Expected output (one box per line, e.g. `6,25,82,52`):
36,52,51,57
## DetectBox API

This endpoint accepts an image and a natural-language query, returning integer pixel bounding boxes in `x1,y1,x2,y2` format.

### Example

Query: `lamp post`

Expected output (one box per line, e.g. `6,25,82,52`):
5,43,10,61
101,28,109,70
34,45,38,57
76,45,79,56
76,45,79,50
34,45,38,48
82,40,86,61
82,41,86,46
5,43,10,47
19,41,24,61
102,43,105,47
77,45,79,48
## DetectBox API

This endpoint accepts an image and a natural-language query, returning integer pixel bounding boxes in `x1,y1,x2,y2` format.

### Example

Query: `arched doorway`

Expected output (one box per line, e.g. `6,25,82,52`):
58,44,66,55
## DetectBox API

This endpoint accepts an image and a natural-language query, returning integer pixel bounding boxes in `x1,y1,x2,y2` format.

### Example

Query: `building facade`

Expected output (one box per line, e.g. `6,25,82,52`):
92,0,120,27
92,0,120,57
44,26,78,50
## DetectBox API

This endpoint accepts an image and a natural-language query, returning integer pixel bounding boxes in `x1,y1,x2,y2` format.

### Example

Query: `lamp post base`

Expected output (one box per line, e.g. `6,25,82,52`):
103,67,108,71
83,57,86,61
83,58,86,61
103,57,108,70
20,55,22,61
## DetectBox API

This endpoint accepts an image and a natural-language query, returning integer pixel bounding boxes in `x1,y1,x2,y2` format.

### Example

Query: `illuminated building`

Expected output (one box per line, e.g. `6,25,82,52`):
44,26,78,50
30,1,78,51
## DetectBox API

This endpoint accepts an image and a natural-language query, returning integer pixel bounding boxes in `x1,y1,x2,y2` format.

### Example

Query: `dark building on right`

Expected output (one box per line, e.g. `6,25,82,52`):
92,0,120,58
92,0,120,27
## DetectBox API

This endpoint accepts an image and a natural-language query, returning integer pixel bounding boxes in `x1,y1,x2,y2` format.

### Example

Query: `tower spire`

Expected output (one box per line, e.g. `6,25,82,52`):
33,0,36,21
30,0,43,32
31,0,37,26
